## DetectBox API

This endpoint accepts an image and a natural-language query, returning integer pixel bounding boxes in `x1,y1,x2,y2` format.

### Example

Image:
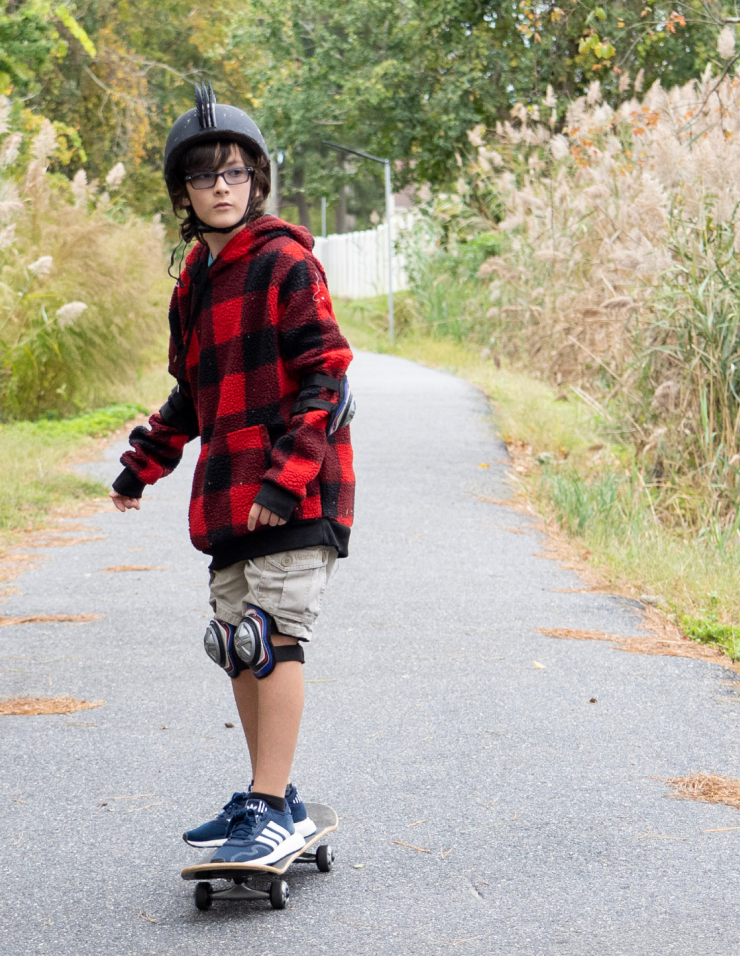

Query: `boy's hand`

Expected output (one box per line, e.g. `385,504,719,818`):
109,490,141,512
248,503,287,531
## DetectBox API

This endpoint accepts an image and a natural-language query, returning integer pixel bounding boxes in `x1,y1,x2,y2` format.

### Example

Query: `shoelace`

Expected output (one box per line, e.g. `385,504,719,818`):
218,791,249,819
226,804,264,841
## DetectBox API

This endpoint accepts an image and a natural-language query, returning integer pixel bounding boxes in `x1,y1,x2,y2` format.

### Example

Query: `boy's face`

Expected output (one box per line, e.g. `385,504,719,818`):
183,144,253,232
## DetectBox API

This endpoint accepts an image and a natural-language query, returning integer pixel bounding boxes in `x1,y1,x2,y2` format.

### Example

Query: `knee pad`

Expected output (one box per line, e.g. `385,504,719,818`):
203,607,304,680
234,605,304,680
203,619,242,679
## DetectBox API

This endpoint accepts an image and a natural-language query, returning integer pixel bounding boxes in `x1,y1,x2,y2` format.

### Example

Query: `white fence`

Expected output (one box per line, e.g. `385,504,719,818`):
313,212,414,299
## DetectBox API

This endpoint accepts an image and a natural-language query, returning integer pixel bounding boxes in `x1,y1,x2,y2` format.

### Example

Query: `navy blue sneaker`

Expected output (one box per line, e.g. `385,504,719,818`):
183,791,249,848
286,782,316,837
212,798,305,865
183,783,316,846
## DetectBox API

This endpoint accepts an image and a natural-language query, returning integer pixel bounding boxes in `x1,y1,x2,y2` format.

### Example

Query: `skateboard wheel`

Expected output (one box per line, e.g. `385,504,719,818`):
194,881,212,911
316,844,334,873
269,879,289,910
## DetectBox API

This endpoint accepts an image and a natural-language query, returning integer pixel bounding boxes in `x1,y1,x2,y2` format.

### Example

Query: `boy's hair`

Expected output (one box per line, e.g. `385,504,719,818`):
169,139,271,244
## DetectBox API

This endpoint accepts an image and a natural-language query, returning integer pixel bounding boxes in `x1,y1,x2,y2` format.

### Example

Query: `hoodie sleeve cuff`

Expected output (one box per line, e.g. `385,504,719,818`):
112,467,146,499
253,481,300,521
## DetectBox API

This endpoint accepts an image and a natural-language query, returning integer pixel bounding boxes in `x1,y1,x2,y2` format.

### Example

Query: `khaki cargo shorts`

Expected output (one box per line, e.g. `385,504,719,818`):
209,547,338,642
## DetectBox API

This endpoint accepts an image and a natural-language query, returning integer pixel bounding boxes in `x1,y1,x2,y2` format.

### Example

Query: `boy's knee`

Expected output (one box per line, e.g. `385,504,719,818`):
203,606,304,680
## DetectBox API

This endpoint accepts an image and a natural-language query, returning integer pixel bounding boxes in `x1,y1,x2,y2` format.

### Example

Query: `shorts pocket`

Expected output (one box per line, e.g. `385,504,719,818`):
257,549,331,626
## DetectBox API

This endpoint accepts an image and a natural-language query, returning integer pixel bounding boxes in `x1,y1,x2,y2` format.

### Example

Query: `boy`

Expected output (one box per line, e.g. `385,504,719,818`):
110,85,354,864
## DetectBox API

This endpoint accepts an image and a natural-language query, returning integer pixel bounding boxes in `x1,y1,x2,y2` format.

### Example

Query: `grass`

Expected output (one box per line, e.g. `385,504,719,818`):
336,296,740,662
0,349,171,541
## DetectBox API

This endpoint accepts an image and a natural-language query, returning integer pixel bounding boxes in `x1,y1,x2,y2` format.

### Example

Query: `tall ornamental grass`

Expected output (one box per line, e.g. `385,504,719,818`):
406,62,740,533
0,99,167,420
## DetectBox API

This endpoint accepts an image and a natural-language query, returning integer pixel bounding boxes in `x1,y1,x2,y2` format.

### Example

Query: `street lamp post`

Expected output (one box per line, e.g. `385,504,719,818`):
323,141,395,344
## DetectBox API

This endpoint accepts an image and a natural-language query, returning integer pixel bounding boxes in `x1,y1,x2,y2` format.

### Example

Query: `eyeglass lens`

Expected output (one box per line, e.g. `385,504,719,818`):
188,167,253,189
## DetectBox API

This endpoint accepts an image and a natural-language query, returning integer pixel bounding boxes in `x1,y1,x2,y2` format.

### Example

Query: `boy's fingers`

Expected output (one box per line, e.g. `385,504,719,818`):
247,503,286,530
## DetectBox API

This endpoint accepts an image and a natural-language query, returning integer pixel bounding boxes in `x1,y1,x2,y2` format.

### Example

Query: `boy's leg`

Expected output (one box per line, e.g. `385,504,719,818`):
231,668,259,779
231,634,304,796
253,635,304,797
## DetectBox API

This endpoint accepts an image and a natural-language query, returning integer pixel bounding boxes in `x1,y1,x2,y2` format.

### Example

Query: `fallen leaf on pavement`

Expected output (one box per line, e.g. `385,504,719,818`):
25,536,106,549
664,772,740,811
0,613,104,627
0,696,104,716
103,565,166,572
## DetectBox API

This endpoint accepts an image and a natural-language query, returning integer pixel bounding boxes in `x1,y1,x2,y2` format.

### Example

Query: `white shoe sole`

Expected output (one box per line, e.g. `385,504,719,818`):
295,817,317,838
183,836,227,848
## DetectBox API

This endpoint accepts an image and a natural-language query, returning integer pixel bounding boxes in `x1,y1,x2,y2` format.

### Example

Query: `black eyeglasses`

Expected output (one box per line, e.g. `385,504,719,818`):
184,166,254,189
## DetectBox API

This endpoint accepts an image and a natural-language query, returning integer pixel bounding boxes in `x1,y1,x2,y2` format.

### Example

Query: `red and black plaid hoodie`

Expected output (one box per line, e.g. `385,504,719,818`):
112,216,354,570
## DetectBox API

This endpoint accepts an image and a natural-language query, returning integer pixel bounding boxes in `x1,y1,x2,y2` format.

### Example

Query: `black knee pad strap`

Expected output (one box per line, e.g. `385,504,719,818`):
273,644,305,665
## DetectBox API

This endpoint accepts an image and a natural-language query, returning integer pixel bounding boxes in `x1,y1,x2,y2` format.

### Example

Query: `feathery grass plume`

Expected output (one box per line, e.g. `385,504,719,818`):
718,25,736,60
55,301,87,329
404,67,740,535
28,256,53,277
0,132,21,168
71,169,88,207
0,103,167,419
105,162,126,190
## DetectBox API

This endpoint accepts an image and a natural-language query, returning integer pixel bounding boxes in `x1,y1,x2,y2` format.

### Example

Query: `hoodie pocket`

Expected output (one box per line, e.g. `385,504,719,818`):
189,425,271,548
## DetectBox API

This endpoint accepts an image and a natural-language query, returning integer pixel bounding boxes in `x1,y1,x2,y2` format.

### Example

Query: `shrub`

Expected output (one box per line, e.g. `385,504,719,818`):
0,102,167,420
406,68,740,532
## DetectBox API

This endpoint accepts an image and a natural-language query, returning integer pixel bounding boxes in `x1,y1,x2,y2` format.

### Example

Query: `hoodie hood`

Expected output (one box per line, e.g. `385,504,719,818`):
184,216,314,275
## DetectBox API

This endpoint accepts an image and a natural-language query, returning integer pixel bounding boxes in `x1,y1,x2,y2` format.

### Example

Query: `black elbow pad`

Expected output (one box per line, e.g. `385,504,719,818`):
291,373,355,436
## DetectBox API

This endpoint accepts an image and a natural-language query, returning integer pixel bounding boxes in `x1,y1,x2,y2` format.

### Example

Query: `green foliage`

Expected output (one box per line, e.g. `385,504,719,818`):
7,403,147,438
5,0,733,230
0,108,169,420
682,610,740,660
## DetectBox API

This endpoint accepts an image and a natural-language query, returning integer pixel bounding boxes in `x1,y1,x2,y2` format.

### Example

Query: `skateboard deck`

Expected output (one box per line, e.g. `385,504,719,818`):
180,803,339,884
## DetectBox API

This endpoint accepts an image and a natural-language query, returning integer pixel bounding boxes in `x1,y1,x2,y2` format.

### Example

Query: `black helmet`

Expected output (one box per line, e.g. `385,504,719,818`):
163,84,271,192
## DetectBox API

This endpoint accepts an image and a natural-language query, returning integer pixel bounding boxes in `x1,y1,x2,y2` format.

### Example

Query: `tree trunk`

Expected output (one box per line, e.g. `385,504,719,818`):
335,184,348,234
292,165,311,229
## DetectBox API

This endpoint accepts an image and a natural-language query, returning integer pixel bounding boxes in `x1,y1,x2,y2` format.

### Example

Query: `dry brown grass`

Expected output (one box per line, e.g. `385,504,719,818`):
103,565,166,573
0,613,103,627
663,773,740,811
22,535,106,549
0,696,104,716
540,624,739,671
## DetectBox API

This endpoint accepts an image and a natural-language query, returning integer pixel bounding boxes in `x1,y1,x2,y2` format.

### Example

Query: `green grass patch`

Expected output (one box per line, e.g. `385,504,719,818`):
336,296,740,640
0,351,172,539
681,611,740,661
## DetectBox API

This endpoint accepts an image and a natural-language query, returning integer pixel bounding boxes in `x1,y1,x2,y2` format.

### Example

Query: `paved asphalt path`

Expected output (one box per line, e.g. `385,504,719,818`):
2,350,740,955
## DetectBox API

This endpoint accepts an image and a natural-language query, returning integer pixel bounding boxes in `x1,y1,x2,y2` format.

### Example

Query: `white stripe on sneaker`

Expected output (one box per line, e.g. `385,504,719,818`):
256,834,279,848
265,821,290,838
250,830,305,865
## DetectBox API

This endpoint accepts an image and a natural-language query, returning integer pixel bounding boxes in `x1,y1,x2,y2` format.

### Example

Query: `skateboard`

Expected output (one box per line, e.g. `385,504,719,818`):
181,803,338,911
